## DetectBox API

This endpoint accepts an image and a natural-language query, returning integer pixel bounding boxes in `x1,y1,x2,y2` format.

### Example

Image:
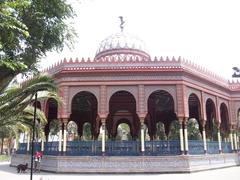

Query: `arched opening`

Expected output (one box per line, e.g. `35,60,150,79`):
116,123,131,141
45,98,58,141
188,93,202,138
107,91,139,140
67,121,78,141
205,98,217,140
48,119,60,142
70,91,98,140
82,122,92,141
220,103,230,139
147,90,177,140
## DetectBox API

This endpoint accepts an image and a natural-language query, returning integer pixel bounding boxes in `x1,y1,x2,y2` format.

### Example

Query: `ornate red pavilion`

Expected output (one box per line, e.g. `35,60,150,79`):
13,24,240,173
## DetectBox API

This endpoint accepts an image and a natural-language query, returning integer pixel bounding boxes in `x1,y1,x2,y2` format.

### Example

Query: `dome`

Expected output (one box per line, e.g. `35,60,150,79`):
94,32,150,62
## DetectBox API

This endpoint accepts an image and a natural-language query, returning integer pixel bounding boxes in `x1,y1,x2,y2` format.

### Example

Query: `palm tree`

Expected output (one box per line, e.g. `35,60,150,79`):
0,75,60,153
0,75,58,127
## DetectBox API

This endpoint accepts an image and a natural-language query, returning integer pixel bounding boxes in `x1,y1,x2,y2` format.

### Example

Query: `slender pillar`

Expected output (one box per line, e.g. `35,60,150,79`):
140,120,145,154
229,130,234,151
202,125,207,154
41,138,44,152
58,122,63,154
63,121,68,153
27,133,30,153
179,120,184,154
101,119,106,155
183,120,189,154
217,128,222,153
237,136,240,151
234,131,237,152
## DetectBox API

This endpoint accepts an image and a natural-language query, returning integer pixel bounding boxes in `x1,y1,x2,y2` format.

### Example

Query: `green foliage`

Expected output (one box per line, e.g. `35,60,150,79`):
156,121,167,140
49,119,60,136
0,0,77,86
0,75,58,126
82,122,92,141
168,120,179,140
0,155,10,161
188,118,202,140
116,123,131,140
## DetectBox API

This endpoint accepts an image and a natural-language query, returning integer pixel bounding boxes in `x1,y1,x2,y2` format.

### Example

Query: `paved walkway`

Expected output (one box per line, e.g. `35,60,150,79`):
0,161,239,180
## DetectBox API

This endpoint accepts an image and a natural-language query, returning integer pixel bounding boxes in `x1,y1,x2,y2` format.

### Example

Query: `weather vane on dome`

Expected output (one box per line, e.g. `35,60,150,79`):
119,16,125,32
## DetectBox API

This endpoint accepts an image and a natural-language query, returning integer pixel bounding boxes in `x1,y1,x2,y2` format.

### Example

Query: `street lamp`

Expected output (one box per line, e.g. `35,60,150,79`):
232,67,240,78
30,93,37,180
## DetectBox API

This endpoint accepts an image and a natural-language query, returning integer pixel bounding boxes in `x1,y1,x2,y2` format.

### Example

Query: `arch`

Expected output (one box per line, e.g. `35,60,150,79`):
67,121,78,141
116,123,131,141
146,90,177,140
48,119,60,142
220,103,230,138
188,93,202,134
70,91,98,139
205,98,217,140
82,122,92,141
145,86,177,113
107,90,139,140
45,98,58,141
68,87,100,116
188,118,202,140
106,86,138,113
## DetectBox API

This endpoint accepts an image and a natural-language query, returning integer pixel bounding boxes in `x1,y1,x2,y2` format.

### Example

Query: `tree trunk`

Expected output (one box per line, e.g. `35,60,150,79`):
0,137,4,154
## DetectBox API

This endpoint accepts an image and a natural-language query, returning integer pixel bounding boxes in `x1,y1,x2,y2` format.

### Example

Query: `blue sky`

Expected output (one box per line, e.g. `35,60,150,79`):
40,0,240,80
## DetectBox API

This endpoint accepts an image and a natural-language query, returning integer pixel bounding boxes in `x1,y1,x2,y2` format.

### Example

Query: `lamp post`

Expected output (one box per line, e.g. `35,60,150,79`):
30,93,37,180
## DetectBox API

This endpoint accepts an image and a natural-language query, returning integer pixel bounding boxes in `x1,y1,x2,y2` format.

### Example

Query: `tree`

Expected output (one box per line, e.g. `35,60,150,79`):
0,75,58,127
0,75,61,153
0,0,76,89
188,118,202,140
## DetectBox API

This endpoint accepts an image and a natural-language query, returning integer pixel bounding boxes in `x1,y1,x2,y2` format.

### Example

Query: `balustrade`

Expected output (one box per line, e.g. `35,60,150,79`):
16,140,236,156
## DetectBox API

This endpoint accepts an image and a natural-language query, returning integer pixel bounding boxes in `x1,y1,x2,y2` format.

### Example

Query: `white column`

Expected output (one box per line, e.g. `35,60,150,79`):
41,138,44,152
140,122,145,152
217,129,222,153
179,121,184,154
27,133,30,152
237,136,240,150
58,123,62,152
63,122,67,152
184,121,189,153
202,128,207,154
229,131,234,151
101,121,106,153
234,132,237,151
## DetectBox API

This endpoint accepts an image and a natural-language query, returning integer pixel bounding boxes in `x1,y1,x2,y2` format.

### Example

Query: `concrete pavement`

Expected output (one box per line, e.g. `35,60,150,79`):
0,161,239,180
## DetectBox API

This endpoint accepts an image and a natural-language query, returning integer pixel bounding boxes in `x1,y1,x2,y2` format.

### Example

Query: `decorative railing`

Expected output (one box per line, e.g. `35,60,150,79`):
106,141,140,156
188,140,204,155
221,142,232,153
16,143,27,154
16,142,41,154
44,141,59,155
66,141,101,156
16,140,235,156
145,140,181,156
207,141,219,154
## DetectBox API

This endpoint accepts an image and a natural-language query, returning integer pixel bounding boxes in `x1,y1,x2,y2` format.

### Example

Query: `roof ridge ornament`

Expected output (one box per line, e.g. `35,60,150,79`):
119,16,125,32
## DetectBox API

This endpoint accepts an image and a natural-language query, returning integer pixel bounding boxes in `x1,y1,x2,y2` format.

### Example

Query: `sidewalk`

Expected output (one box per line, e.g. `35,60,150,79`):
0,161,239,180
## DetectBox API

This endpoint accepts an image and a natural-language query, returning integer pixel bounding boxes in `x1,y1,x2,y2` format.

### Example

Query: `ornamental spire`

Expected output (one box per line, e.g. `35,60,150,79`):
119,16,125,32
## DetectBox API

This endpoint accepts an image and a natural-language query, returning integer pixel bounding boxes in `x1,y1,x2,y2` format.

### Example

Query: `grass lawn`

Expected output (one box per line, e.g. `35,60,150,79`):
0,155,10,162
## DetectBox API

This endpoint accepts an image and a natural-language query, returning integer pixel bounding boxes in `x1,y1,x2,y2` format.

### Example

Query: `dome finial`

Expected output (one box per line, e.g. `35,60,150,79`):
119,16,125,32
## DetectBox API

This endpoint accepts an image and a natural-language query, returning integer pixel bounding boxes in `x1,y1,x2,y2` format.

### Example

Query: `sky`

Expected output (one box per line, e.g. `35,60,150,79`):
40,0,240,80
